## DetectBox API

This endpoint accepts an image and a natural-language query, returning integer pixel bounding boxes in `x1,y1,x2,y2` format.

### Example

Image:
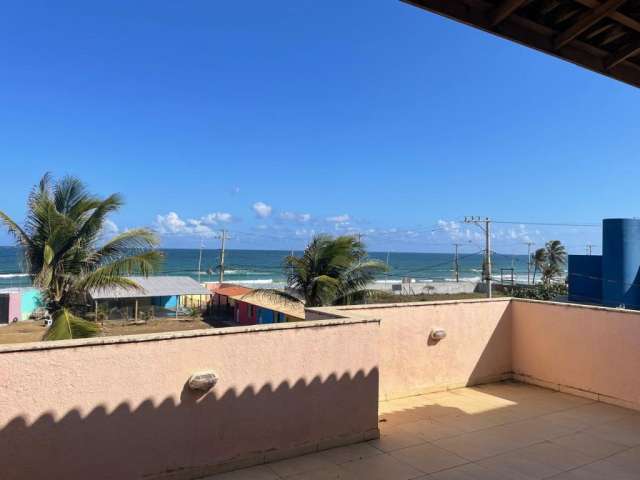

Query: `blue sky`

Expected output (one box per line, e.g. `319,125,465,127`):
0,1,638,254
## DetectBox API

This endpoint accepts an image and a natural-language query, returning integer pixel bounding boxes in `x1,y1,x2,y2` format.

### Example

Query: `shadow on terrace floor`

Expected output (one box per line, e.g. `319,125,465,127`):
207,382,640,479
0,369,379,480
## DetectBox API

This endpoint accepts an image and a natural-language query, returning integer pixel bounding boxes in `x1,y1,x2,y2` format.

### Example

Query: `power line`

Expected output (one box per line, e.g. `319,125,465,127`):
493,221,600,227
464,216,493,298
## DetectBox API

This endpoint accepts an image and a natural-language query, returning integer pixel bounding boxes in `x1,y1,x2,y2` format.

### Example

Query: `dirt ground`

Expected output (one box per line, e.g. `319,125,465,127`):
0,317,213,345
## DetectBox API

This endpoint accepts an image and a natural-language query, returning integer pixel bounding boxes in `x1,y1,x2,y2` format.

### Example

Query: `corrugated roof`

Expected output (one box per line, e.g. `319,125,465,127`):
214,284,253,297
230,291,305,319
89,276,211,300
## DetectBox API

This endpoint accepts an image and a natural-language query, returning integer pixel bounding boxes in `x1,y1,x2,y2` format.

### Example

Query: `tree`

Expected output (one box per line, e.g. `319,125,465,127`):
531,248,547,284
250,234,387,308
0,174,163,340
532,240,567,285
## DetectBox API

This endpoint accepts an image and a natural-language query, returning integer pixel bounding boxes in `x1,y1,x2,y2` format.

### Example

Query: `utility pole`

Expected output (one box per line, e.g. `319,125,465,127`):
217,229,228,283
464,216,492,298
526,242,534,285
288,249,294,287
586,244,593,255
453,243,461,282
197,237,204,283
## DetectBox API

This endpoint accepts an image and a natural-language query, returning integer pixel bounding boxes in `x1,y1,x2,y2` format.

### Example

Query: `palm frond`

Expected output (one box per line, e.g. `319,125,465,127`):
74,250,163,293
241,289,304,306
44,308,100,341
0,210,32,248
91,228,159,265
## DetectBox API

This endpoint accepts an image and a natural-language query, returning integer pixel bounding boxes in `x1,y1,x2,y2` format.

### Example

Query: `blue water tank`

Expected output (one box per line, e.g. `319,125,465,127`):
602,219,640,309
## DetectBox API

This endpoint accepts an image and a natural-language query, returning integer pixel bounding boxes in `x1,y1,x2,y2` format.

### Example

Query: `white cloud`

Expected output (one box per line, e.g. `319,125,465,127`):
201,212,233,224
231,186,240,195
253,202,272,218
156,212,187,234
326,214,350,223
156,211,233,237
103,219,119,235
279,211,311,223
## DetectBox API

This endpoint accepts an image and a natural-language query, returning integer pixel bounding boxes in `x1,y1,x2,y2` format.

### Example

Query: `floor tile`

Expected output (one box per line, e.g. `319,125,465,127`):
390,443,468,474
267,452,335,477
606,446,640,471
587,415,640,447
547,459,638,479
396,417,465,441
340,453,423,480
204,465,279,480
558,403,634,427
318,442,383,464
477,449,559,479
427,462,517,480
282,463,357,479
551,431,627,459
369,426,427,453
524,441,595,470
433,428,528,461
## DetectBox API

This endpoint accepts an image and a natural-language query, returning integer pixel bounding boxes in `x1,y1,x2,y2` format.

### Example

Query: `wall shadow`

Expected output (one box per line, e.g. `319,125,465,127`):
467,300,513,385
0,369,379,480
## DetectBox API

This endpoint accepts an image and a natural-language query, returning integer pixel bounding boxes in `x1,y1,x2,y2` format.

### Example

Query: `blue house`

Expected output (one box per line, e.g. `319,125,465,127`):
569,219,640,309
89,276,211,320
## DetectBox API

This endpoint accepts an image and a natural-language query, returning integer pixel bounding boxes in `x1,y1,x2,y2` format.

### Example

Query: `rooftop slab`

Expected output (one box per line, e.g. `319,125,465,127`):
206,381,640,479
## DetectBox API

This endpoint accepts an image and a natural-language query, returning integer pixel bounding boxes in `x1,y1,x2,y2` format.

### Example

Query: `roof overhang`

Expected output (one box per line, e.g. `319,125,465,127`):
403,0,640,88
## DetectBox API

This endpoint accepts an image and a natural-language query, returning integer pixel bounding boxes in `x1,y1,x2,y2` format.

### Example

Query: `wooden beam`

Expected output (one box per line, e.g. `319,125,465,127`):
585,21,615,39
606,40,640,69
573,0,640,34
402,0,640,87
599,27,627,46
554,0,628,50
491,0,528,26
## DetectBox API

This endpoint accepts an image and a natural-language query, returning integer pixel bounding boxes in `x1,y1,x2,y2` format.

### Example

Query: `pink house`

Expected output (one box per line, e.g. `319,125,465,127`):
0,291,21,325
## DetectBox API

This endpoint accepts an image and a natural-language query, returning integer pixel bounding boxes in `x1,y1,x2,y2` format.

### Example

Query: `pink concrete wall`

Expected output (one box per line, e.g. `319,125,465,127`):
309,299,513,400
8,293,20,323
0,319,379,480
512,300,640,407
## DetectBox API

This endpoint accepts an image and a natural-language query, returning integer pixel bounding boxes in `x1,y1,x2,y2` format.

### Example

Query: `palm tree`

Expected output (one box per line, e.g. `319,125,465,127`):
532,240,567,285
0,174,163,340
531,248,547,284
251,234,387,308
541,240,567,285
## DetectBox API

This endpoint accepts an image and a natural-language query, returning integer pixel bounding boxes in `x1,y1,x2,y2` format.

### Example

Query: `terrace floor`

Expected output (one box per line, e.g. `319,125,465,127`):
207,382,640,479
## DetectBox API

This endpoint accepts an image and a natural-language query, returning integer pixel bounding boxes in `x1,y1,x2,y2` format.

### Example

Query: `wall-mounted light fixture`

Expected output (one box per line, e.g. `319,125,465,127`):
430,329,447,341
187,371,218,392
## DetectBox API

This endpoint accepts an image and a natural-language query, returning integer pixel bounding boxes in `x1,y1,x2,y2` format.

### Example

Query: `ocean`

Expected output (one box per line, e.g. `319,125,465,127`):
0,246,533,289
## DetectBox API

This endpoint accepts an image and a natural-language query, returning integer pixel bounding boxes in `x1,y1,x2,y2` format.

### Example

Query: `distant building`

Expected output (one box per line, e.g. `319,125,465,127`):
0,287,43,324
89,276,211,320
569,218,640,309
207,283,305,325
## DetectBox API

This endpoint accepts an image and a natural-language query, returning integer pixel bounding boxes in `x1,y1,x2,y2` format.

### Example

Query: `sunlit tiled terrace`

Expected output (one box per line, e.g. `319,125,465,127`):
209,381,640,479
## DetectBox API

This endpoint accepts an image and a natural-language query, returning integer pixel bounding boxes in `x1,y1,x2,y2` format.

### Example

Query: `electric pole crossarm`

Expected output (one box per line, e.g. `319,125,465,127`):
464,216,492,298
217,230,229,283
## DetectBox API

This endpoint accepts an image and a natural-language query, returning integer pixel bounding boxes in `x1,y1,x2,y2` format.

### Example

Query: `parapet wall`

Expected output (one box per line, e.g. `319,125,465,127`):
309,298,513,400
0,319,380,480
512,299,640,409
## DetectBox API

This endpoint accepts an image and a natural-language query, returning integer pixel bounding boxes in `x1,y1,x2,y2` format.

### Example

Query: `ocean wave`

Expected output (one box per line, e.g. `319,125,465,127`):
234,279,274,284
0,273,30,279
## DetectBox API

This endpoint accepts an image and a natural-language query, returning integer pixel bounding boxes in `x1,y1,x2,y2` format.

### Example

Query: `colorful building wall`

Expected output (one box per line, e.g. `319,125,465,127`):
152,295,178,308
0,293,21,324
602,218,640,309
9,293,21,323
568,218,640,310
20,289,43,321
568,255,602,304
257,308,274,324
